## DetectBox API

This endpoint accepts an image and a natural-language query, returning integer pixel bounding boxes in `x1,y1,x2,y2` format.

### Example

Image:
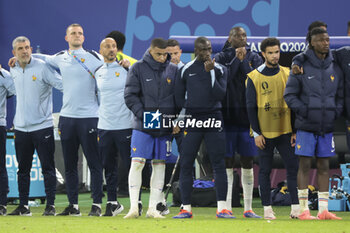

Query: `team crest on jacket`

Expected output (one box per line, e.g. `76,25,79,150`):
166,77,171,84
81,58,85,63
32,75,37,81
330,75,335,82
297,144,301,150
115,72,120,77
132,147,136,153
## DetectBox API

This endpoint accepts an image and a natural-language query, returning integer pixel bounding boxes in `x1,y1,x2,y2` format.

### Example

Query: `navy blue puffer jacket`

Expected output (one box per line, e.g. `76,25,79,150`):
284,48,344,135
124,50,178,137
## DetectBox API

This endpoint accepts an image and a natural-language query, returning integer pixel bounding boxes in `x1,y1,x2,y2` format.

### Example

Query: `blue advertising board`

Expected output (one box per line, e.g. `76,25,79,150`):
6,133,46,198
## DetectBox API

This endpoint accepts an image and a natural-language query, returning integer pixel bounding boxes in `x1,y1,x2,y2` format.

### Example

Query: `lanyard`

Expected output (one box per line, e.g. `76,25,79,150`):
67,50,95,79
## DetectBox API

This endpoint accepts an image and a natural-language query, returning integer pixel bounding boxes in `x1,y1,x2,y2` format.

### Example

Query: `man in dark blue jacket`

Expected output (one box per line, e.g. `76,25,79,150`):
284,28,343,220
124,38,178,219
335,46,350,149
173,37,232,219
215,27,262,218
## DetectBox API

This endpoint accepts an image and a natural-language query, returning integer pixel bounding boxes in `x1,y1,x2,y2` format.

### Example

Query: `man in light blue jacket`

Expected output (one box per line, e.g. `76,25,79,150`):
95,38,132,216
0,66,15,216
8,36,62,216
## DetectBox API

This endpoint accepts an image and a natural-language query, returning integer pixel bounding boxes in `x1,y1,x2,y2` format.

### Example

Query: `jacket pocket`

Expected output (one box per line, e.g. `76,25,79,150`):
307,96,322,124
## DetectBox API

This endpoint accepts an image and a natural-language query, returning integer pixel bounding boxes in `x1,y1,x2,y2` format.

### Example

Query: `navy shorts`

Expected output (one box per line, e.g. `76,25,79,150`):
225,125,257,157
130,130,171,160
295,130,335,157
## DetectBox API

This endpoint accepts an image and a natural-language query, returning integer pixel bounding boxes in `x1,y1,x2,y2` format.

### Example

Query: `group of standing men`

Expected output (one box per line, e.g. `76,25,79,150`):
0,21,347,221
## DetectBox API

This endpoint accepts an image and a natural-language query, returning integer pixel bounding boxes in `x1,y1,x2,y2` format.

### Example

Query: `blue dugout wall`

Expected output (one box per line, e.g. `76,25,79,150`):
1,0,349,125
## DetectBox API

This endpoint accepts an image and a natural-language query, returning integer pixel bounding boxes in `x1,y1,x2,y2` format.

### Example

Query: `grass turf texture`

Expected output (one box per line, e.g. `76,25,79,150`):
0,193,349,233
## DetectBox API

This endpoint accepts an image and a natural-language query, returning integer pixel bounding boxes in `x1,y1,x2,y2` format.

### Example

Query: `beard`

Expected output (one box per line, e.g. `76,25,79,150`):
266,60,279,68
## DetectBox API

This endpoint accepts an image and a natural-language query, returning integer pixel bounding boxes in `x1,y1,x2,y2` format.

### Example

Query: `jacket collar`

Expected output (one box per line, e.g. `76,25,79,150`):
142,49,170,71
305,47,333,68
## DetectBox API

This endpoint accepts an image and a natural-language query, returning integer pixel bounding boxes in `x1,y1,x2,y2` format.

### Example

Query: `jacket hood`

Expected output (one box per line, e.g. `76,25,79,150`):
305,47,333,68
142,49,171,71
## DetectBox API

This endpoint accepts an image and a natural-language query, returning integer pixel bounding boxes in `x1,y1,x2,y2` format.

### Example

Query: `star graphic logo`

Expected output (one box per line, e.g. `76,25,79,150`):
81,58,85,63
330,75,335,82
143,110,162,129
32,75,37,81
151,109,161,122
115,72,120,77
132,147,136,152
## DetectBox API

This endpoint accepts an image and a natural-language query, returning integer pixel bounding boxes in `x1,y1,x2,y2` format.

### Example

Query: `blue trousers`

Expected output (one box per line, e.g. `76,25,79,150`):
179,129,227,205
258,133,299,206
15,127,56,206
58,117,103,204
0,127,8,206
98,129,131,202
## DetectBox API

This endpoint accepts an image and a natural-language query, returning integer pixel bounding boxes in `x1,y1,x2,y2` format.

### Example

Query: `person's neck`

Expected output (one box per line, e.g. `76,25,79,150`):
19,58,30,69
265,63,278,69
19,62,27,69
104,58,116,63
69,45,83,51
314,50,326,60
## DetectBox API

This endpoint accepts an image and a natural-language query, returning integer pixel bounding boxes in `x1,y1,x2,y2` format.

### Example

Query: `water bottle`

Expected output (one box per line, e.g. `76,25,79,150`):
36,45,41,54
28,200,39,207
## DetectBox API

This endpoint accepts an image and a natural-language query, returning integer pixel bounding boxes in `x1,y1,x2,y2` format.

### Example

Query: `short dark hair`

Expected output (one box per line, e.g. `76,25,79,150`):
66,23,83,34
194,36,209,48
308,21,327,32
306,21,327,42
150,38,168,49
167,39,180,47
260,37,280,52
106,31,126,50
308,27,328,49
229,26,244,36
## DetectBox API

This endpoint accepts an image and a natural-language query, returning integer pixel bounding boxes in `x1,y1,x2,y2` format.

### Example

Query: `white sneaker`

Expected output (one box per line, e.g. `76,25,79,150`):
124,209,139,219
264,209,276,220
146,209,165,219
290,209,300,219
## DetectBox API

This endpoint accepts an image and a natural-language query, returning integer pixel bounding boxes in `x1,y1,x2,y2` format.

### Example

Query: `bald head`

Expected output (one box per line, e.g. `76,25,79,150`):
99,37,117,63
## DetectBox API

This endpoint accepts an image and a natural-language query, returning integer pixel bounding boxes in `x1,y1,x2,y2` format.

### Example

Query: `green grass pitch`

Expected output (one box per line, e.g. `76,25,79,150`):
0,192,349,233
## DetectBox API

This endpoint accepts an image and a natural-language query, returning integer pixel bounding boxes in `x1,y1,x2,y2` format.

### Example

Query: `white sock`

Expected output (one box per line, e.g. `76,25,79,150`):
149,160,165,210
242,168,254,212
0,205,6,209
24,205,29,209
93,203,101,209
226,168,233,211
263,205,272,212
318,191,329,213
217,200,227,212
107,201,119,205
291,204,300,214
73,204,79,210
128,157,145,211
298,189,309,213
183,204,191,212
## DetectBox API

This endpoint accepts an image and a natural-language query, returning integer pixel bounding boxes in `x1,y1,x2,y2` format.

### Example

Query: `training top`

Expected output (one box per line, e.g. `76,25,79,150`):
95,61,133,130
175,58,227,116
246,64,292,139
0,68,15,126
33,48,103,118
10,57,63,132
